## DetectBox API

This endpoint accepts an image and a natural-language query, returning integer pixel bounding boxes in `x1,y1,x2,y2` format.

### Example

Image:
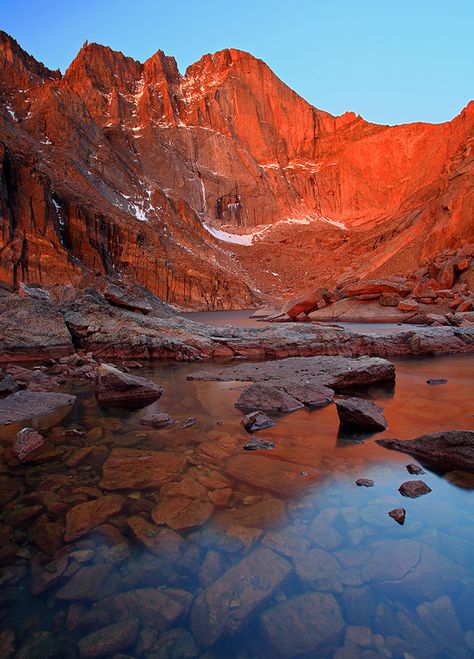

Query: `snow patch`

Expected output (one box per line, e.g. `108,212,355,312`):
202,223,255,246
5,104,17,121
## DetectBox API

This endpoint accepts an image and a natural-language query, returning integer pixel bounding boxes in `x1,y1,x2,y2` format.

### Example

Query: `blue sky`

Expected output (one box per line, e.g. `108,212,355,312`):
2,0,473,125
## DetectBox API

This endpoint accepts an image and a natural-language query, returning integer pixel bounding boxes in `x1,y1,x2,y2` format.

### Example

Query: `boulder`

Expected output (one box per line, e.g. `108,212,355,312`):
12,427,45,461
379,293,401,307
376,430,474,471
104,283,152,314
190,547,292,646
139,413,174,429
100,448,186,490
64,495,125,541
95,363,163,406
308,298,409,323
355,479,374,487
126,516,185,561
406,463,425,475
336,398,388,431
241,410,276,433
260,592,344,658
437,260,456,289
151,497,214,530
243,437,276,450
235,383,303,414
416,596,468,656
344,279,410,297
191,355,395,391
281,382,334,408
285,288,329,319
0,391,76,434
388,508,406,525
0,374,18,398
399,480,432,498
78,618,139,658
412,282,437,299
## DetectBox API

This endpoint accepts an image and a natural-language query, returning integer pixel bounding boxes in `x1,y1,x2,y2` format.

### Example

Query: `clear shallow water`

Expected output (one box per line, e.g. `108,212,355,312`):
0,352,474,658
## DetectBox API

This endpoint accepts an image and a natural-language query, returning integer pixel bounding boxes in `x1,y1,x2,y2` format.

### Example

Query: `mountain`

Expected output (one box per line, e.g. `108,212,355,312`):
1,31,473,309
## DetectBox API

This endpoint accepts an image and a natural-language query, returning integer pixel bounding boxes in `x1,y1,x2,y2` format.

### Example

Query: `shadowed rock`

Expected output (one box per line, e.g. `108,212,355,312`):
78,618,139,658
376,430,474,471
260,592,344,658
95,363,163,407
336,397,388,431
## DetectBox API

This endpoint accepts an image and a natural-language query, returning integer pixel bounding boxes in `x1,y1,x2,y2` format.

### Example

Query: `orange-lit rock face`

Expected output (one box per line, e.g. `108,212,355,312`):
0,31,473,308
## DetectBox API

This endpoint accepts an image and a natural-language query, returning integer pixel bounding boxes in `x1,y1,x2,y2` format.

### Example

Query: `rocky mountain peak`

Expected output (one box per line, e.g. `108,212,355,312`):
0,30,60,95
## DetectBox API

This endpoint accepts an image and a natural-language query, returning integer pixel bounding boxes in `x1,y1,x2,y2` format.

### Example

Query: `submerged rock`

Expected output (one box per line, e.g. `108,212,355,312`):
399,480,432,498
64,495,125,541
100,448,186,490
139,413,174,429
377,430,474,471
427,378,448,385
95,363,163,407
336,398,388,432
241,410,276,433
260,592,344,658
12,427,45,461
78,618,139,658
190,546,292,646
151,497,214,531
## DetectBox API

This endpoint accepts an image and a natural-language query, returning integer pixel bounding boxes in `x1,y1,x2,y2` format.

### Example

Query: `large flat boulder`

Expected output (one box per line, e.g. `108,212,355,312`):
0,391,76,438
189,355,395,390
190,546,292,646
308,298,411,323
95,363,163,406
376,430,474,471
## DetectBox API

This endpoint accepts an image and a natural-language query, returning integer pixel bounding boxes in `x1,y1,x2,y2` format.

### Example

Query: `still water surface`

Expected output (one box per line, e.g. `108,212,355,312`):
1,318,474,657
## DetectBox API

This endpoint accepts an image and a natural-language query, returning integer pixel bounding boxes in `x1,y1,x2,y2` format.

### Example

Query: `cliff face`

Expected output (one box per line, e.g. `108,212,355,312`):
0,31,473,308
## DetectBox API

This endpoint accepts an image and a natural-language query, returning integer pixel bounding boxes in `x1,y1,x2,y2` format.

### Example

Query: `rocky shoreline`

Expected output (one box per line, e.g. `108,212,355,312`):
1,286,474,367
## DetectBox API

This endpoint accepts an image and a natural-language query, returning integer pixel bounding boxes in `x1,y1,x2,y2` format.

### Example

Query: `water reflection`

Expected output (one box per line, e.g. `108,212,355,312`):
0,354,473,657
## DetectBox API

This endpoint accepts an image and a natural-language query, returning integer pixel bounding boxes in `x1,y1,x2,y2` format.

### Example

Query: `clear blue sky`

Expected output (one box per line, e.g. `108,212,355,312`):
2,0,473,125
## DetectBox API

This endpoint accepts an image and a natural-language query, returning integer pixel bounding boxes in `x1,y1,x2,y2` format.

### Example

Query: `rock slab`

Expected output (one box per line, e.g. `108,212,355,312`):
190,546,292,646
